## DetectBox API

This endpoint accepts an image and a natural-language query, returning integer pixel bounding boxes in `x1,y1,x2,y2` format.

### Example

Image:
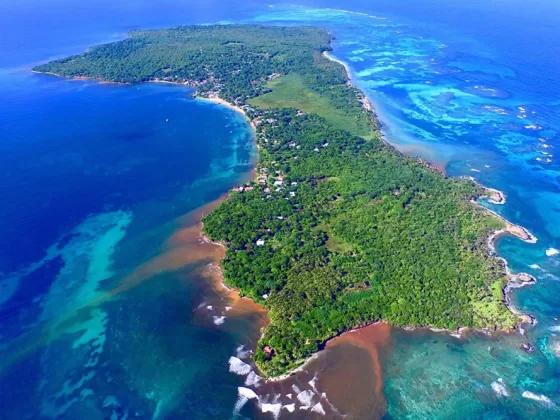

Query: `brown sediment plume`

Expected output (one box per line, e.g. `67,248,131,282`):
174,194,229,227
88,194,232,305
87,189,270,340
166,194,227,249
0,194,264,375
326,323,391,394
93,242,224,302
193,262,269,342
320,323,391,418
230,323,391,419
166,224,204,248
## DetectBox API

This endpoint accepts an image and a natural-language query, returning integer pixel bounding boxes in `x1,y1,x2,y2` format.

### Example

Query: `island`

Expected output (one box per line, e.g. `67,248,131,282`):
34,24,535,377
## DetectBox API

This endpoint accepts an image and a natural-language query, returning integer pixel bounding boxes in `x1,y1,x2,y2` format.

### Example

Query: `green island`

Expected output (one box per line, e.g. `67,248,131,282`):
35,24,525,377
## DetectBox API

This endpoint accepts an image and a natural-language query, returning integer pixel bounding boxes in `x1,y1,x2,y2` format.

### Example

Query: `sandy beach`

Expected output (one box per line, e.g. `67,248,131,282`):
323,51,353,81
195,95,257,131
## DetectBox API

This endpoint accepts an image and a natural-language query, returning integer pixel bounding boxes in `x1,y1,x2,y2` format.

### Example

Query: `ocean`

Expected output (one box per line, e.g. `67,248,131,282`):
1,0,559,418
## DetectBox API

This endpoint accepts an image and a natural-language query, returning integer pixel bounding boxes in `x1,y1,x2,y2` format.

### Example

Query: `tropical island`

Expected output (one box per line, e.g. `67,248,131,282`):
34,24,535,377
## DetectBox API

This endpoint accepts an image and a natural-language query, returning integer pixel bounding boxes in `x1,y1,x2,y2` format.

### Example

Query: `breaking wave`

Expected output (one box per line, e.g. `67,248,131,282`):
228,356,252,376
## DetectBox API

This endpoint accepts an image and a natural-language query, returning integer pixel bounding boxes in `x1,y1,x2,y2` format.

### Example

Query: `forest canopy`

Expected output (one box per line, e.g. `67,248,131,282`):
35,24,516,377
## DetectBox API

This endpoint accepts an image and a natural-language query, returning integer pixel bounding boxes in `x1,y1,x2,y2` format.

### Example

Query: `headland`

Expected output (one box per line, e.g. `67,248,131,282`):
33,24,538,378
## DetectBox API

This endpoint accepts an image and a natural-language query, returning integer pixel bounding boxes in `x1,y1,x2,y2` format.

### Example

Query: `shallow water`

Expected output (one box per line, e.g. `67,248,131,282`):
246,3,560,418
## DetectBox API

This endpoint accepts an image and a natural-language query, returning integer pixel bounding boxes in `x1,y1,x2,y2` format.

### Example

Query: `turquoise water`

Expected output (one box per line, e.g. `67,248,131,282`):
2,0,560,418
247,4,560,418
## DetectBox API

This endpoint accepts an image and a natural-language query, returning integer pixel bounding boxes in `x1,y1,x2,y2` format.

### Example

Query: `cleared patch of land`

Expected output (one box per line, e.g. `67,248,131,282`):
249,73,375,138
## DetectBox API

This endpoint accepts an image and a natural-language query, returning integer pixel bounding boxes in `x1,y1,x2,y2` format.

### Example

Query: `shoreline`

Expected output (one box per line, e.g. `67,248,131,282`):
478,201,538,247
321,48,539,340
263,320,384,382
194,95,257,131
323,50,375,115
32,69,129,85
322,51,448,176
35,47,539,381
323,51,352,82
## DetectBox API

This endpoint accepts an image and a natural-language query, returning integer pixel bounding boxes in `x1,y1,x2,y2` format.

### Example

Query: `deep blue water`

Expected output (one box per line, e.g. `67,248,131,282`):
1,0,560,418
0,2,261,417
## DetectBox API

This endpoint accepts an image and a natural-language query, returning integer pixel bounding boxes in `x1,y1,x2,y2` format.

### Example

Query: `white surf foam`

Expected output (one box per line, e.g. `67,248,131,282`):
194,301,207,311
284,403,296,413
311,402,326,415
321,392,341,414
522,391,554,406
529,264,542,270
261,403,282,419
228,356,252,376
245,371,262,387
309,375,319,392
546,248,559,257
551,341,560,357
238,387,258,399
235,345,252,360
297,390,315,407
491,378,508,397
213,316,226,325
549,326,560,332
234,387,258,414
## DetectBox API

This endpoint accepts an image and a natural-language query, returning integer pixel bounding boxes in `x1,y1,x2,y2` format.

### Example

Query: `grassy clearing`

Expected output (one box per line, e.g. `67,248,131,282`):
315,223,353,254
471,279,516,329
249,73,374,138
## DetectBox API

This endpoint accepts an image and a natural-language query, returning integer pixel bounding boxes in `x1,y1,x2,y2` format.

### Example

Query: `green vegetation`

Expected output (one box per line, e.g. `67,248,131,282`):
36,24,517,377
249,73,373,137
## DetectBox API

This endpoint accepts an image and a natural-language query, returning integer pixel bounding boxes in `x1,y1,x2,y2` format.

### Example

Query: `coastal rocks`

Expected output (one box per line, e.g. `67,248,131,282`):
505,224,537,243
503,272,537,327
472,184,540,329
485,216,537,247
520,343,534,353
508,273,537,289
468,181,537,248
487,188,506,205
484,216,537,256
491,378,509,397
521,391,555,407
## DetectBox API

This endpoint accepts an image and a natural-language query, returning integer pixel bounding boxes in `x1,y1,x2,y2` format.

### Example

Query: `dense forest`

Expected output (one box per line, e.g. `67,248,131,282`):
36,25,517,377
